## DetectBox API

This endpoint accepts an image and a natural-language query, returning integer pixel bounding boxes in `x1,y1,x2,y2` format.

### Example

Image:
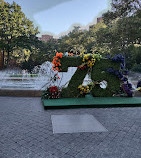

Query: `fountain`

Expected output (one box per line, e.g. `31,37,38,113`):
0,61,91,97
0,62,53,96
0,59,138,97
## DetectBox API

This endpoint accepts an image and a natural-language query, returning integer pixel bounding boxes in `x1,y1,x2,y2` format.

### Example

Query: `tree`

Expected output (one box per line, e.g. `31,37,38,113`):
88,20,108,54
98,0,141,53
57,22,108,56
0,0,39,67
103,0,141,24
58,26,88,55
97,11,141,53
43,38,59,60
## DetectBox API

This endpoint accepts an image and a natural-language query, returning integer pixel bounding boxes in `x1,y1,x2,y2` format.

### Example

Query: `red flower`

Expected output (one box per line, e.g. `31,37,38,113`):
78,65,86,70
49,86,58,93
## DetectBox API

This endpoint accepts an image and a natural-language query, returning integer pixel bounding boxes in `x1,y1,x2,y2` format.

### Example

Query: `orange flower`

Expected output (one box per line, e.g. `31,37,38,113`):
56,52,63,58
68,53,74,56
52,52,63,71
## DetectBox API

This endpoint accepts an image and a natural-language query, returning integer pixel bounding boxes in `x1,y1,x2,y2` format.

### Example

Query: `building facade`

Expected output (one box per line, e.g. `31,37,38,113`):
97,17,103,23
38,35,53,42
89,17,103,29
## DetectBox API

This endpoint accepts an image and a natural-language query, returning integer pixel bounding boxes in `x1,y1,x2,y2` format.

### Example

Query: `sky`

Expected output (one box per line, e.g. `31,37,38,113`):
5,0,111,38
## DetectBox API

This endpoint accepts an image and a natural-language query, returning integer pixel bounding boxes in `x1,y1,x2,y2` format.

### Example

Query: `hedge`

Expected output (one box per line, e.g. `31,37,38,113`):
60,56,121,98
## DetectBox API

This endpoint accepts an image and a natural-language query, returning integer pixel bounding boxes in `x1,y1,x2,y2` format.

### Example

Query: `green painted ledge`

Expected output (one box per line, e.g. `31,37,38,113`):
42,95,141,108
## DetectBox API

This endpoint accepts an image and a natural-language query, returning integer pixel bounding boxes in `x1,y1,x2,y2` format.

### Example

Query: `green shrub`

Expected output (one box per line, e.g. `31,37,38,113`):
91,59,121,97
60,56,121,98
131,64,141,73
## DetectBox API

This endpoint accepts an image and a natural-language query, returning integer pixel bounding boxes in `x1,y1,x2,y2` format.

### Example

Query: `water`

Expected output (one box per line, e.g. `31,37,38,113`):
0,61,91,90
0,62,55,90
0,61,138,91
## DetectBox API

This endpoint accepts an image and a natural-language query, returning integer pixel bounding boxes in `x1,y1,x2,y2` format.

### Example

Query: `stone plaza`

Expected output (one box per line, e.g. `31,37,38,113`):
0,96,141,158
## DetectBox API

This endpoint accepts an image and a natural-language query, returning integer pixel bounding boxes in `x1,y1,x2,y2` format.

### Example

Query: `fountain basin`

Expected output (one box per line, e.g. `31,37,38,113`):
0,89,41,97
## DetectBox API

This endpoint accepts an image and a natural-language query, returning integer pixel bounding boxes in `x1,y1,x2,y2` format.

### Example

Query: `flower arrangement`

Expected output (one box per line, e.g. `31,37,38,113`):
78,53,102,70
107,68,123,79
121,83,133,97
78,63,86,70
137,87,141,92
68,53,74,56
83,54,96,68
77,53,102,96
107,54,133,97
42,86,61,99
78,82,94,95
107,54,125,64
107,69,133,97
52,52,63,71
52,73,60,81
137,81,141,92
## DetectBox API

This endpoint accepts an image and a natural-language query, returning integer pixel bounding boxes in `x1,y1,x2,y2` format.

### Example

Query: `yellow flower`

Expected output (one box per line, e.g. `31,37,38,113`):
137,87,141,92
78,85,82,89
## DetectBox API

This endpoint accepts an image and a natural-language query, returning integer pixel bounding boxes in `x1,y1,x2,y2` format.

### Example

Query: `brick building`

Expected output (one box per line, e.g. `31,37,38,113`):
89,17,103,29
38,35,53,42
97,17,103,23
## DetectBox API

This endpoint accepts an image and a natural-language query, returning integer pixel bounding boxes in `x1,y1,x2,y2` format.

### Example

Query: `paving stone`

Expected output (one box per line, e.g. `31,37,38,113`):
51,114,108,134
63,154,75,158
1,96,141,158
66,148,80,157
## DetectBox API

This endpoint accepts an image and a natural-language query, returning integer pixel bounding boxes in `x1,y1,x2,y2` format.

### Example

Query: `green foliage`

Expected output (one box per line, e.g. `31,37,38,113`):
1,0,139,72
131,64,141,73
130,46,141,65
0,0,39,66
20,53,43,72
125,45,141,70
60,56,121,98
42,38,59,61
60,56,82,72
128,45,141,72
60,56,85,98
100,0,141,69
103,0,141,24
61,67,88,98
96,15,141,53
58,27,88,55
58,22,108,56
91,59,121,97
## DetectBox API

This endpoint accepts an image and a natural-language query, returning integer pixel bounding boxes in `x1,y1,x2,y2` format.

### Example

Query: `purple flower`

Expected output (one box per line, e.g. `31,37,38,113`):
121,77,128,82
128,83,132,89
122,83,133,97
121,64,124,69
109,54,125,64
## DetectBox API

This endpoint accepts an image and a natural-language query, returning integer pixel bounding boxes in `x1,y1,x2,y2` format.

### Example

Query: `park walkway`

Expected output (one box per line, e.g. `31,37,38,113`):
0,96,141,158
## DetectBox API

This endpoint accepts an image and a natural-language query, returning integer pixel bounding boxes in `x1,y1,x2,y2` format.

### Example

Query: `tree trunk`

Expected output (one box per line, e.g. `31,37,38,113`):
0,50,3,70
7,51,10,67
2,49,5,68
